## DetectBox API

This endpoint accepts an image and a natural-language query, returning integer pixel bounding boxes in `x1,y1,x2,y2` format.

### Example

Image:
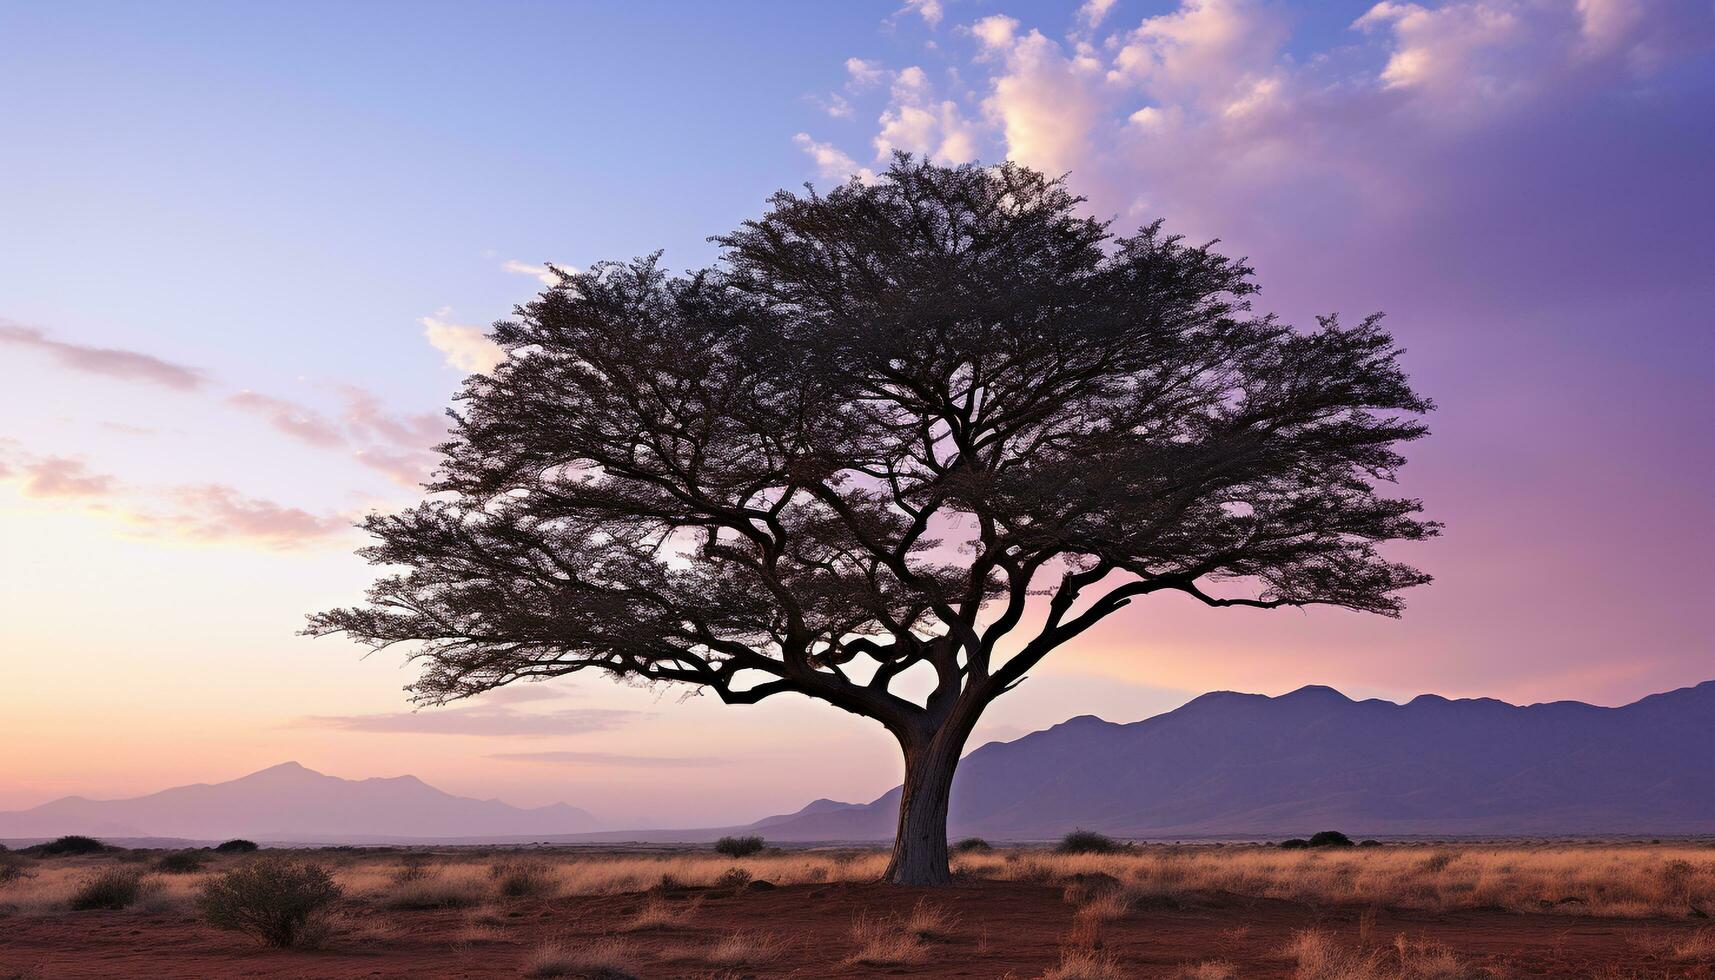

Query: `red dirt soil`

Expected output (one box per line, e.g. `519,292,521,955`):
3,880,1712,978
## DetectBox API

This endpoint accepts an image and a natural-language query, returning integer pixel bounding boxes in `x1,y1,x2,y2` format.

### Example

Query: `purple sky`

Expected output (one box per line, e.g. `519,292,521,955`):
1,0,1711,822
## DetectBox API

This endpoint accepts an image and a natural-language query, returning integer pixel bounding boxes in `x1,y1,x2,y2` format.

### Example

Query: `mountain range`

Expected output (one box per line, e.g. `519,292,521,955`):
0,761,598,842
741,679,1715,840
5,680,1712,844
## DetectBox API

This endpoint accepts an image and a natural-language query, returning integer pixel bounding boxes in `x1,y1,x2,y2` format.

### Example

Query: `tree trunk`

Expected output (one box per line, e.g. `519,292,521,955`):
882,730,964,886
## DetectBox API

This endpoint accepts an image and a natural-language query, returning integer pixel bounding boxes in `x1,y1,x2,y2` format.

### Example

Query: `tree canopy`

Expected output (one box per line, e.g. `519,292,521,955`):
308,156,1436,883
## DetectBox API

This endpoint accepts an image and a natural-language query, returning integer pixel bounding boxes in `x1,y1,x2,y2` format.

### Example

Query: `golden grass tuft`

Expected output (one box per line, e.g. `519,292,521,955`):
523,937,637,979
847,910,931,966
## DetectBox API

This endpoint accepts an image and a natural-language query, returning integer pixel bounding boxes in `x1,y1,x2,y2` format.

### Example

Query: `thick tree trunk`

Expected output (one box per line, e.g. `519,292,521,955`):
882,730,964,886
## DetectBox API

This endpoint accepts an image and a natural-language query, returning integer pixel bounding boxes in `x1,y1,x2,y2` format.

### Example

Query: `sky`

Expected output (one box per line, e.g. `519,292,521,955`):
1,0,1711,827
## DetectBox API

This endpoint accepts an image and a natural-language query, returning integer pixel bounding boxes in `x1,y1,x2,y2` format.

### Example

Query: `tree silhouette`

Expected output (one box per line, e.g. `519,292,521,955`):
307,157,1436,885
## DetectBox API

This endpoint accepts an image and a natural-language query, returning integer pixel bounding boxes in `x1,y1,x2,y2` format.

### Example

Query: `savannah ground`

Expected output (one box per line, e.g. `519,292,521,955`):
3,842,1714,978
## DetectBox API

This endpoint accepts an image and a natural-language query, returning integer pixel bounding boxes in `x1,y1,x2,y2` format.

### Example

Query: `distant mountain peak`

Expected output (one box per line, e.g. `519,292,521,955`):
0,761,598,842
1281,684,1352,701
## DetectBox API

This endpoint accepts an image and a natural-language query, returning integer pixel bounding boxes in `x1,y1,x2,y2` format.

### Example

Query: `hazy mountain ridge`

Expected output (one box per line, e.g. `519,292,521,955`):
746,680,1715,840
7,681,1711,844
0,761,599,841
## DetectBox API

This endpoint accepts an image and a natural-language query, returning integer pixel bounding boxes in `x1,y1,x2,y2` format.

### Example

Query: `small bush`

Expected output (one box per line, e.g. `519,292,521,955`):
0,854,34,884
1359,839,1383,847
36,835,106,856
1056,829,1125,855
847,912,930,966
70,869,144,910
197,856,342,948
214,839,259,854
155,851,208,874
1278,838,1311,849
490,861,558,899
1308,831,1354,848
953,837,993,853
714,835,765,858
715,866,753,889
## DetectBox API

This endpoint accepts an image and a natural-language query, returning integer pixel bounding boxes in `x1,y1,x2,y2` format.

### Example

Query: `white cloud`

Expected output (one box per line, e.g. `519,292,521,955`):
501,259,569,286
978,27,1107,175
1078,0,1119,31
898,0,944,28
793,133,877,182
420,308,505,374
846,57,889,88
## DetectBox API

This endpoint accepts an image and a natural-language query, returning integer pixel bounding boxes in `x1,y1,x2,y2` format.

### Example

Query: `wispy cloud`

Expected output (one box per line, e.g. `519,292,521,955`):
149,484,350,547
1,321,207,391
5,453,121,499
490,750,726,768
227,390,346,448
420,307,506,374
500,259,573,287
296,704,641,737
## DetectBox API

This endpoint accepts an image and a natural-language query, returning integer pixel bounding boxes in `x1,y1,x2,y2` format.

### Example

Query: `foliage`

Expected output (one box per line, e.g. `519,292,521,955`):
953,837,994,853
715,866,753,888
1308,831,1355,848
308,156,1436,883
714,836,766,858
0,854,35,884
197,856,342,948
215,839,259,854
1056,830,1127,855
155,851,208,874
489,860,558,898
1279,838,1311,849
35,835,106,856
70,868,144,910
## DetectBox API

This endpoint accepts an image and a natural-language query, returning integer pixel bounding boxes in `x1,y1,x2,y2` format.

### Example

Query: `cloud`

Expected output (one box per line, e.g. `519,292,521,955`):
421,308,506,374
489,751,725,768
0,452,121,499
897,0,943,29
297,704,641,737
0,321,206,391
150,484,349,547
976,26,1107,175
845,57,889,88
1078,0,1118,31
501,259,572,287
793,133,876,183
227,390,346,449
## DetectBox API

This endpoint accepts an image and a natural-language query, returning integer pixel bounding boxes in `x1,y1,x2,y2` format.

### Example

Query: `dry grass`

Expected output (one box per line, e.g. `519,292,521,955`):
703,930,788,966
847,910,932,966
620,894,700,931
962,843,1715,918
1040,947,1130,979
1287,929,1473,980
523,937,637,979
1,842,1710,929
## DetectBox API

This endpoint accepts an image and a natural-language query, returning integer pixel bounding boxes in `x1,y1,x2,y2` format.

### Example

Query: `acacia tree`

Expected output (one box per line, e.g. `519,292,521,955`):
308,157,1436,886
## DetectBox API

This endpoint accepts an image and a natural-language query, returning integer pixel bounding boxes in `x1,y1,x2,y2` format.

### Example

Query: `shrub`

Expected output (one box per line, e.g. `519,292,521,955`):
1278,838,1311,850
490,860,558,898
155,851,208,874
70,869,144,910
1359,839,1383,847
214,839,259,854
953,837,993,853
0,854,33,884
36,835,106,856
714,835,765,858
197,856,342,948
1308,831,1354,848
715,866,753,889
1056,829,1125,855
847,912,930,966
